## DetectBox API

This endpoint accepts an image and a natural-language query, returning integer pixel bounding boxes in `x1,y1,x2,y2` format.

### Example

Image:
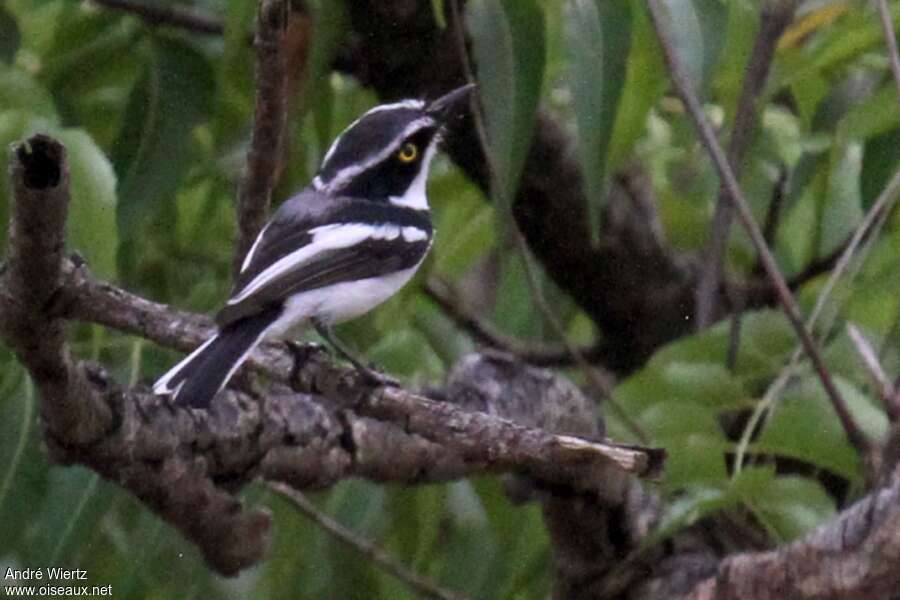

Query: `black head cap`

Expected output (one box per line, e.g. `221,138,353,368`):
315,85,476,197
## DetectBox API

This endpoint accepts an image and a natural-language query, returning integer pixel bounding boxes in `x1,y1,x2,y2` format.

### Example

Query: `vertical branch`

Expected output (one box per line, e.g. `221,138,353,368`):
232,0,290,276
645,0,870,456
0,135,112,445
694,0,796,329
876,0,900,99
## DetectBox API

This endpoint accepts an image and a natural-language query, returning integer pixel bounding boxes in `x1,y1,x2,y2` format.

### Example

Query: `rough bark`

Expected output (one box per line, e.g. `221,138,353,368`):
633,463,900,600
1,135,660,576
9,2,900,599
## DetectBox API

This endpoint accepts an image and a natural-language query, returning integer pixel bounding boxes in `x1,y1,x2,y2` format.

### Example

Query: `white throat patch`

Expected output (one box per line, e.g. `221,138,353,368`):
388,141,438,210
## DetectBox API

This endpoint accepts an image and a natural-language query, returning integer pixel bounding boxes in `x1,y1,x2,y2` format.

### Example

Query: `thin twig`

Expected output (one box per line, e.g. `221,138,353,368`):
785,235,850,288
694,0,797,329
232,0,290,276
732,170,900,474
448,0,493,181
876,0,900,99
449,0,644,441
268,483,467,600
646,0,870,455
425,278,606,367
512,234,648,442
90,0,225,35
848,323,897,421
726,301,743,372
760,166,789,252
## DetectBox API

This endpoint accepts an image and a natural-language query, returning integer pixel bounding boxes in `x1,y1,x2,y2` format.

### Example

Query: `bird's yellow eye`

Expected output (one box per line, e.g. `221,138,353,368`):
397,142,418,163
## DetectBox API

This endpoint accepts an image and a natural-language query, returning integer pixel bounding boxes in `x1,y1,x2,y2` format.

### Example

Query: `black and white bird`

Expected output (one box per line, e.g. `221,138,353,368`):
153,84,474,409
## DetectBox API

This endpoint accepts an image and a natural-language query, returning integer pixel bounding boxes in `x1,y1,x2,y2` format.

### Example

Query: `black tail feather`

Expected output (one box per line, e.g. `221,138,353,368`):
153,306,282,409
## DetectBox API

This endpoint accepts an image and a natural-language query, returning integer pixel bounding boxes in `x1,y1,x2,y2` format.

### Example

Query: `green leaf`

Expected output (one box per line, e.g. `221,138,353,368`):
303,0,348,154
213,0,257,145
468,0,545,210
38,13,141,149
747,474,836,542
473,478,551,599
779,5,900,89
432,169,496,276
607,4,667,171
836,83,900,143
438,481,497,596
639,401,730,489
56,128,119,278
860,127,900,210
0,5,20,63
386,485,445,569
648,484,732,546
320,481,388,599
0,64,58,119
713,0,758,121
755,375,863,481
834,375,888,442
0,109,116,277
0,375,48,551
820,141,863,256
564,0,631,243
690,0,729,90
658,0,728,92
430,0,447,29
112,35,214,240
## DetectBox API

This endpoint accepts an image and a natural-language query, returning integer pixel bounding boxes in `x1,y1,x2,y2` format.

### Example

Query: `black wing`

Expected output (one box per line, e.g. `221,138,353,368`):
217,190,432,327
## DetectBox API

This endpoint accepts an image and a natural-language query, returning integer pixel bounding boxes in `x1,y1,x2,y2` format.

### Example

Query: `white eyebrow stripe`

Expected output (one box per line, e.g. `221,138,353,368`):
227,222,426,305
363,99,425,115
322,117,434,192
319,100,425,169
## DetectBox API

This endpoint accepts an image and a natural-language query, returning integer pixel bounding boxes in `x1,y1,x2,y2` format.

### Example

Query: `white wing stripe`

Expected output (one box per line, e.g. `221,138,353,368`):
401,226,429,242
228,223,427,305
322,118,434,192
240,222,270,273
320,102,424,172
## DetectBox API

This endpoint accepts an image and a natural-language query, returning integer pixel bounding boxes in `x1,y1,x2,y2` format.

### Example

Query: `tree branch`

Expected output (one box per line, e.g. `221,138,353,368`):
645,0,870,457
335,2,697,374
270,484,468,600
232,0,290,276
658,463,900,600
90,0,225,35
876,0,900,100
0,135,112,446
694,0,797,329
0,133,662,577
424,277,606,368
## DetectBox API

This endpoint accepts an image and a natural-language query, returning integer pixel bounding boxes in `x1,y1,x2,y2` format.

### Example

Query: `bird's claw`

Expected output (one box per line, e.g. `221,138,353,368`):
355,364,400,388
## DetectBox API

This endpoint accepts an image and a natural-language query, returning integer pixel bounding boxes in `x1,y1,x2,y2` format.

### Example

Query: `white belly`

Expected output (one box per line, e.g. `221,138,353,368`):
265,265,420,338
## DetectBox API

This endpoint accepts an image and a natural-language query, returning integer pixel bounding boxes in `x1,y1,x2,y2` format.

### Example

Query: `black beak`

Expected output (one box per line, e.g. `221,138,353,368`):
427,83,476,123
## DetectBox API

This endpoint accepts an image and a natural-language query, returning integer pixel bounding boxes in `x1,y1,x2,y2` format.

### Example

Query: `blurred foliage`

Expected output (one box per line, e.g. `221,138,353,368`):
1,0,899,598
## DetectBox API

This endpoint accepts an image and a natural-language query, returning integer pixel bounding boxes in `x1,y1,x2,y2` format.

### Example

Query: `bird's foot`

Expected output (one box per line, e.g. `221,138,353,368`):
353,363,400,388
285,339,329,362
